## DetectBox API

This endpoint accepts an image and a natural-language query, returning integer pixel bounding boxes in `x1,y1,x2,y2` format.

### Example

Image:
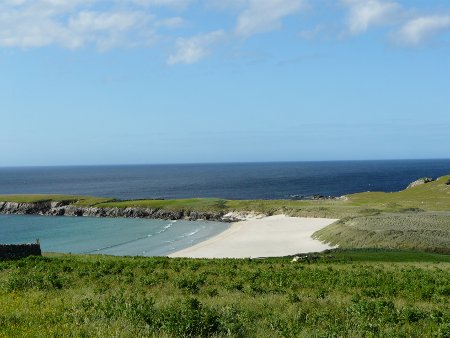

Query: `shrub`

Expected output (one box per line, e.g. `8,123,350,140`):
159,298,223,337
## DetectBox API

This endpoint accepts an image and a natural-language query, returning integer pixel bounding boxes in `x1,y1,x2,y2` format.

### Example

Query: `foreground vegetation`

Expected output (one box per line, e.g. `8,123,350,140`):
1,250,449,337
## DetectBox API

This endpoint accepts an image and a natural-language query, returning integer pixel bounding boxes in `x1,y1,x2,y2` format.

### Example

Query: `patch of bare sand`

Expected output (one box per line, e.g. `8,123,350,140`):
169,214,338,258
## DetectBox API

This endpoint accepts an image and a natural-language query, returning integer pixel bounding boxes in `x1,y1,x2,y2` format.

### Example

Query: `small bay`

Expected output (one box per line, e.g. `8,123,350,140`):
0,215,229,256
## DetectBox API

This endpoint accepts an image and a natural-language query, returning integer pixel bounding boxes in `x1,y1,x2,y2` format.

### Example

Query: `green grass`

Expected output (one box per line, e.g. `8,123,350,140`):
314,212,450,254
98,198,230,212
321,248,450,262
348,175,450,212
0,251,449,337
0,194,114,206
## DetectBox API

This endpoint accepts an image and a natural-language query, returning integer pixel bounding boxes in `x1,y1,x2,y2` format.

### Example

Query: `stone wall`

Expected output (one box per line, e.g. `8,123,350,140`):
0,243,41,259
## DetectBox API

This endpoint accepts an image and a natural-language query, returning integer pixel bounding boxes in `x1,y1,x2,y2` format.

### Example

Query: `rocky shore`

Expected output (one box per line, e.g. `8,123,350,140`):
0,201,229,222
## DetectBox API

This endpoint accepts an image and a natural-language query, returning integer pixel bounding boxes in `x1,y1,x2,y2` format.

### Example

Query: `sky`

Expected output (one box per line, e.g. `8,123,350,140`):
1,0,450,166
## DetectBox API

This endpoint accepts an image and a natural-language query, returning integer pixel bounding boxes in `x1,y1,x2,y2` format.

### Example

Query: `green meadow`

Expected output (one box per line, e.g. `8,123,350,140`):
0,251,449,337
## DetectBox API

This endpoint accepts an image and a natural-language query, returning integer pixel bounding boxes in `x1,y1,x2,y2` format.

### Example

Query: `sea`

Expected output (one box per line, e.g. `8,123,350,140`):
0,215,228,257
1,159,450,256
2,159,450,200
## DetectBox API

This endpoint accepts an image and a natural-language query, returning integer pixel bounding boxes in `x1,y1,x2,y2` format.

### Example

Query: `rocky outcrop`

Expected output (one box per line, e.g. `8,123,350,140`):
406,177,434,189
221,211,267,222
289,194,340,200
0,201,229,222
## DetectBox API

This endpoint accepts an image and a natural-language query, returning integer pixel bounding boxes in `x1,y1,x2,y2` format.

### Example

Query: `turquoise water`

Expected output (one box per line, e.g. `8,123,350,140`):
0,215,229,256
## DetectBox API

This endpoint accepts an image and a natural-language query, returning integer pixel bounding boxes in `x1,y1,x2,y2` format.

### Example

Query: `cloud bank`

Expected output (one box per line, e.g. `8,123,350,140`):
0,0,449,64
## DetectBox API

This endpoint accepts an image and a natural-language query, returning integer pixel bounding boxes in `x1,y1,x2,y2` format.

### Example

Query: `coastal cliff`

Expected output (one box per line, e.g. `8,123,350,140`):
0,201,228,222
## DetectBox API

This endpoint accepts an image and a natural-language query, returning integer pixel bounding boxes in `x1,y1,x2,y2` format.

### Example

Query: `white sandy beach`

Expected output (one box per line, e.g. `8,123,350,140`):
169,214,338,259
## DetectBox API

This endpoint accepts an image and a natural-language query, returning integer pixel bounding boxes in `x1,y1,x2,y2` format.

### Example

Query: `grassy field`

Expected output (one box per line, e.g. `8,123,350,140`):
0,251,449,337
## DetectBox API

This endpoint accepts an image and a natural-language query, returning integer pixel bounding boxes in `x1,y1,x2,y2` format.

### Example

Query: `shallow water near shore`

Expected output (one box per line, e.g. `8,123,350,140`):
0,215,229,256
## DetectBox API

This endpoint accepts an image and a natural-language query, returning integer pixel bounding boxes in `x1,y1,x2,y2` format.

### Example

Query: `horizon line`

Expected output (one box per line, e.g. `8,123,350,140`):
1,157,450,169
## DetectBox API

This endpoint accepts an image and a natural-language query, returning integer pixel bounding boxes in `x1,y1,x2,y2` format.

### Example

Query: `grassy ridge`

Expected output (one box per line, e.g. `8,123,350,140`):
0,194,114,206
1,251,449,337
348,175,450,211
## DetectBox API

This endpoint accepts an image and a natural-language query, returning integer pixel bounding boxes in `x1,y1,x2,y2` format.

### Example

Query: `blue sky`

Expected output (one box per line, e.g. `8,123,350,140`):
1,0,450,166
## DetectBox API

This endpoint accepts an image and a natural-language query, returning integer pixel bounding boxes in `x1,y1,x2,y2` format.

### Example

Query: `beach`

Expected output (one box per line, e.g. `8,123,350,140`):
169,214,338,259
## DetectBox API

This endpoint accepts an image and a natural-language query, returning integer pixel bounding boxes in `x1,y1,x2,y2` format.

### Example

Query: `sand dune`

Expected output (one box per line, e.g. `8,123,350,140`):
169,214,338,258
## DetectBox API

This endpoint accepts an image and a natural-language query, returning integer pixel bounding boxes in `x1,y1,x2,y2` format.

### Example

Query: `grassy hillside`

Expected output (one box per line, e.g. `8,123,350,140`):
313,212,450,254
312,176,450,253
1,251,449,337
347,175,450,212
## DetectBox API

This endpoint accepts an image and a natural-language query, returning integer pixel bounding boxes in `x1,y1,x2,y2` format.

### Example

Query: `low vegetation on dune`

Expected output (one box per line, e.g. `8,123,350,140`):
314,211,450,254
311,176,450,253
1,251,449,337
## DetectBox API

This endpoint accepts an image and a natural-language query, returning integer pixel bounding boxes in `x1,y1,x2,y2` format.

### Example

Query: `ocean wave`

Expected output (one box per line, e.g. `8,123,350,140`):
85,233,157,254
186,229,200,236
156,222,173,234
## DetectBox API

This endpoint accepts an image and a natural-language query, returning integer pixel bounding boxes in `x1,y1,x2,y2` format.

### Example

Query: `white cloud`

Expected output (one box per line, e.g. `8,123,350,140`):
236,0,306,37
341,0,401,35
3,0,450,62
155,17,186,29
128,0,192,9
167,30,226,64
392,15,450,46
0,1,180,49
68,11,153,49
69,11,150,32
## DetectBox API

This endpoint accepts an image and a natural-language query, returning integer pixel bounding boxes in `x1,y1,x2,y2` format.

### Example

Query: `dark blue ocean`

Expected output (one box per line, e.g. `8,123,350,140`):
1,159,450,200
